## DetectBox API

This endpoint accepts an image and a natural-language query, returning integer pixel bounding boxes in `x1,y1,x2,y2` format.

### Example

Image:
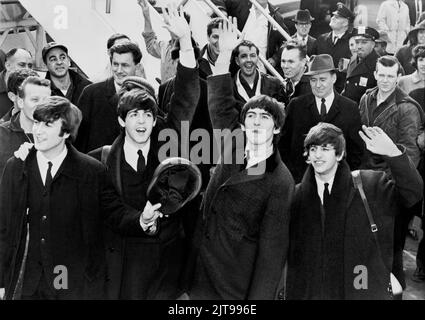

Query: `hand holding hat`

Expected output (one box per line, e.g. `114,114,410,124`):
140,201,163,234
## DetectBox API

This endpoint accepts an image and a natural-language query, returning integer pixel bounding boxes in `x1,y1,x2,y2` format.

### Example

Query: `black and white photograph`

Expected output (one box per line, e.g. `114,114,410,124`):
0,0,425,306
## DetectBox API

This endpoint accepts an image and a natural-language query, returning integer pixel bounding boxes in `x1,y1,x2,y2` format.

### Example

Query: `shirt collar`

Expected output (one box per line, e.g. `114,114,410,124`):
315,91,335,111
36,145,68,178
123,136,151,171
113,81,121,94
412,71,424,84
244,144,274,169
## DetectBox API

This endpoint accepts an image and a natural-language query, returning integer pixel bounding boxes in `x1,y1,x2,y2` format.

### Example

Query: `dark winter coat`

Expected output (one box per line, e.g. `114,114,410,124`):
46,69,91,106
342,49,379,103
0,144,141,299
190,73,294,300
88,62,200,300
74,77,120,153
359,86,425,170
285,153,423,300
279,92,365,183
316,30,353,93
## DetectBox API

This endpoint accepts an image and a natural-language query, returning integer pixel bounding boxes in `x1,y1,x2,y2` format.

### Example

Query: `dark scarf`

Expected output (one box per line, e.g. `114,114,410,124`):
287,160,352,299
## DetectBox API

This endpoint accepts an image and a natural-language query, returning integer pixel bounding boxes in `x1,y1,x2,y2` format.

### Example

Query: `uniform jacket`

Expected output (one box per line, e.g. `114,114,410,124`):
342,49,379,103
0,144,140,299
316,30,353,93
359,86,424,170
279,92,365,183
46,69,91,106
212,0,289,63
285,153,423,300
74,77,120,153
190,73,294,300
88,62,200,299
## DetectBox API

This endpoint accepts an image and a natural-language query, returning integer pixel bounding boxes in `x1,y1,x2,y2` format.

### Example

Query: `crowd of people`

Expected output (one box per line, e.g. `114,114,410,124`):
0,0,425,300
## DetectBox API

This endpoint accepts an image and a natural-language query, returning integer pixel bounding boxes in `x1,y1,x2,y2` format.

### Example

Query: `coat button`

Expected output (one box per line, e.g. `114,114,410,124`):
41,238,46,244
42,215,47,221
109,247,115,252
277,290,285,300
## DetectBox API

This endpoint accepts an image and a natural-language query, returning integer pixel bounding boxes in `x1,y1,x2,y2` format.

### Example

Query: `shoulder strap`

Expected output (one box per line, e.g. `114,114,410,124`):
351,170,402,295
101,145,111,165
351,170,378,233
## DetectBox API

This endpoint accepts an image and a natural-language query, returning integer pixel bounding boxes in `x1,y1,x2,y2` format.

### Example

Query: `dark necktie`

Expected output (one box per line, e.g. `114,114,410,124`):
286,79,294,97
320,98,327,119
137,150,146,173
322,182,330,229
45,161,53,189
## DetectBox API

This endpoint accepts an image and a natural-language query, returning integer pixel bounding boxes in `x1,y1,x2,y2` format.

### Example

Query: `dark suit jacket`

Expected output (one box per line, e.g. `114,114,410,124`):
88,62,200,300
74,77,119,153
0,144,142,299
316,30,353,93
212,0,289,63
279,92,365,183
190,72,294,300
285,153,423,300
342,50,379,103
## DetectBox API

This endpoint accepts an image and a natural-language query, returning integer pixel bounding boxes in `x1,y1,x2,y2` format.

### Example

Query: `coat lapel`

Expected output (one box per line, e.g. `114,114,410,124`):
105,77,119,110
324,93,342,123
307,94,322,122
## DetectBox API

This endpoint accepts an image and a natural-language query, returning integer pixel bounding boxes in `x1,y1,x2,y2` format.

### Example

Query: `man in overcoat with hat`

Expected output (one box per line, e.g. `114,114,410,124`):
88,6,200,300
342,26,380,103
291,9,317,57
279,54,364,183
316,2,355,93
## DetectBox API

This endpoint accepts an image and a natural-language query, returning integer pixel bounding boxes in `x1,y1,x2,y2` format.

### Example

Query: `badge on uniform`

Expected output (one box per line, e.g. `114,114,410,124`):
359,77,368,87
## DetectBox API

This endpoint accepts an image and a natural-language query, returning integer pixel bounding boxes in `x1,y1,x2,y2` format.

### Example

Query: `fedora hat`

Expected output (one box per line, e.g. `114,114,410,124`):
305,54,338,76
375,30,391,44
147,157,202,216
292,9,314,23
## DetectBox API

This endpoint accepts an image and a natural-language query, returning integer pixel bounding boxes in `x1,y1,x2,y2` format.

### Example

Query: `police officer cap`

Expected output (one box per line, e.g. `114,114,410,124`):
332,2,355,22
351,26,380,41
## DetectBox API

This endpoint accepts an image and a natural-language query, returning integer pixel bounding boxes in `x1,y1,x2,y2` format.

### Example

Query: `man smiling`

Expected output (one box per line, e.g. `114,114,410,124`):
283,122,422,299
190,19,294,300
279,54,364,183
75,42,143,153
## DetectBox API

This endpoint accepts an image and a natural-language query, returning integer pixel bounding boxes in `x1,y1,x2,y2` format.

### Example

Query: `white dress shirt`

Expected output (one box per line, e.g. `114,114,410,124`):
315,174,335,205
315,91,335,115
36,146,68,185
245,144,274,169
123,136,151,172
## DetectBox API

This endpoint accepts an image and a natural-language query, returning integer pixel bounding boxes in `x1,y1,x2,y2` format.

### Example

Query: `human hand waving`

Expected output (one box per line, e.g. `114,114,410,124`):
359,125,402,157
